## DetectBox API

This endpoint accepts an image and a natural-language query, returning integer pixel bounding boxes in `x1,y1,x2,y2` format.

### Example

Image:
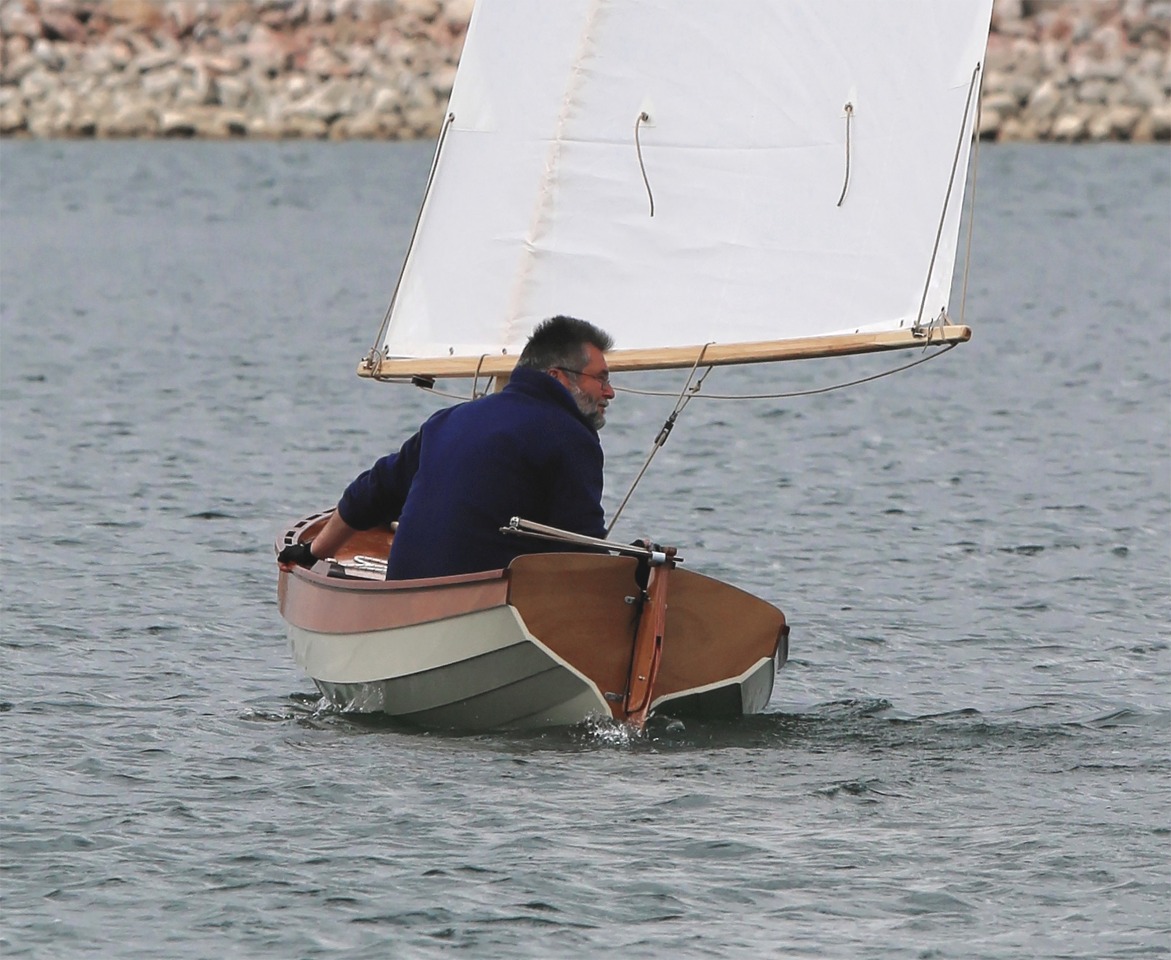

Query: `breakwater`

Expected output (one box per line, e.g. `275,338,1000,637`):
1,0,1169,141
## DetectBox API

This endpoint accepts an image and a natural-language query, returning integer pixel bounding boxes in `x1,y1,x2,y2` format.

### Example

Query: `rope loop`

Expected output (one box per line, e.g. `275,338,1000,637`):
471,354,490,398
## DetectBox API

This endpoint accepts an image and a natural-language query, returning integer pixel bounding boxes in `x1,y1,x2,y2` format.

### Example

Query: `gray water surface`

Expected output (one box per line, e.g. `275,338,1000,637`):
1,141,1168,959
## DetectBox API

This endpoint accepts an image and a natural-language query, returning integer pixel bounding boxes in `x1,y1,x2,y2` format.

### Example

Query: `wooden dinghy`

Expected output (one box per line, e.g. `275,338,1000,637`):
269,1,994,732
277,512,788,730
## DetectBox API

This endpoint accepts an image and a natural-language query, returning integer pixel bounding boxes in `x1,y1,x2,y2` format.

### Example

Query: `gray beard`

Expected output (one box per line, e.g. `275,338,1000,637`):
570,386,606,430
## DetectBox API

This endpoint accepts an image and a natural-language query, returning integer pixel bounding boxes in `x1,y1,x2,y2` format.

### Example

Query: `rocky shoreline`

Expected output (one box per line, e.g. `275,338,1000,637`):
1,0,1169,142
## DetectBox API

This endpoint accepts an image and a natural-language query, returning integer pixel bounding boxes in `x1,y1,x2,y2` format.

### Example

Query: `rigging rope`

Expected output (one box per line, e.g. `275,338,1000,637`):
367,112,457,376
914,64,982,332
606,344,713,534
959,63,985,329
410,384,476,401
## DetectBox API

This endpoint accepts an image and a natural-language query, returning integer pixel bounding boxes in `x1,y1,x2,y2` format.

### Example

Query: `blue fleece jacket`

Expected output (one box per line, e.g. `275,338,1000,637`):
337,366,606,580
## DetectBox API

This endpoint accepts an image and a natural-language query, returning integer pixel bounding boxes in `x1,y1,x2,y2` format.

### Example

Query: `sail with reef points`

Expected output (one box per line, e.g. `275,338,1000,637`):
373,0,994,374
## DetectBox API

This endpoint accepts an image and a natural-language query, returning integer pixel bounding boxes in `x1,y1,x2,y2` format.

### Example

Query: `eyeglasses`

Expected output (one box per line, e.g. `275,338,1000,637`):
555,366,612,388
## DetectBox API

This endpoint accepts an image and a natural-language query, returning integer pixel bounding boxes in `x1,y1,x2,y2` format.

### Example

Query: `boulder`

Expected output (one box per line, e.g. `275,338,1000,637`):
0,88,25,133
1051,109,1089,141
1024,77,1066,119
1150,102,1171,139
40,9,85,43
0,5,42,40
99,99,159,136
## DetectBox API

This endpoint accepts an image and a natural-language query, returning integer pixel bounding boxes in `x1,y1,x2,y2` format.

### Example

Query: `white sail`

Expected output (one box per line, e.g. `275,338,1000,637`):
376,0,994,367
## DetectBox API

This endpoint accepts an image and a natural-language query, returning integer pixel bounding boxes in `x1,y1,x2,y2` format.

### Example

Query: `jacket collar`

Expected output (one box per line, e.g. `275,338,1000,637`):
505,365,597,433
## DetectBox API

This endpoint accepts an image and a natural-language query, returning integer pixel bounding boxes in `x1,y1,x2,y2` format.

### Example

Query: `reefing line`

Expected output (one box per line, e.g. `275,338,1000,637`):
635,111,655,216
836,102,854,207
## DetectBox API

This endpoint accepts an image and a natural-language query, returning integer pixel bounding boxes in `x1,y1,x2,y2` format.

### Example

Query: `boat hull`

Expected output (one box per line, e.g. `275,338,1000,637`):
289,606,613,728
276,514,788,730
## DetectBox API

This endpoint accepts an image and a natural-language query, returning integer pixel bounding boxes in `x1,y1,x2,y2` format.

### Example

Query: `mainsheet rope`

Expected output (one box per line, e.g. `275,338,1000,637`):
606,344,713,534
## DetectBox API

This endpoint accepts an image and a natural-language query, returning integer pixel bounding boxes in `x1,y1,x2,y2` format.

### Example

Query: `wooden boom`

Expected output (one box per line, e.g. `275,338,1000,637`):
358,325,971,381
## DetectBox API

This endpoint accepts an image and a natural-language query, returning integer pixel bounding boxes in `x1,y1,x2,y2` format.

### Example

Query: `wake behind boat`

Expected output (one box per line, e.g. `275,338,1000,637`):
274,0,994,731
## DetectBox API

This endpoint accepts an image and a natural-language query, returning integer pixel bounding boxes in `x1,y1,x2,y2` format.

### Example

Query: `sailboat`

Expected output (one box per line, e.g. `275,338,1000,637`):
275,0,994,731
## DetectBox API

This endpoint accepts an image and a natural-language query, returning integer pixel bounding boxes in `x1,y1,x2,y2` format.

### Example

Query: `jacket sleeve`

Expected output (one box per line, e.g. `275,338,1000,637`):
337,430,422,530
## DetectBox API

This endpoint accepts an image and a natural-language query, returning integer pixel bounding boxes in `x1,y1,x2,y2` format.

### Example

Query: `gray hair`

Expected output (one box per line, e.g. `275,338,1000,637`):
515,315,614,371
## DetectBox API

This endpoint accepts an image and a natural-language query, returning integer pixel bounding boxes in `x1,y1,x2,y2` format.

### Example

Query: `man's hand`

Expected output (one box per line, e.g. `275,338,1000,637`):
277,541,317,571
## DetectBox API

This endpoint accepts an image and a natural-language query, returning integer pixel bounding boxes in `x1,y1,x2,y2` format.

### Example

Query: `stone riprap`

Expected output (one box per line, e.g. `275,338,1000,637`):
1,0,1168,141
